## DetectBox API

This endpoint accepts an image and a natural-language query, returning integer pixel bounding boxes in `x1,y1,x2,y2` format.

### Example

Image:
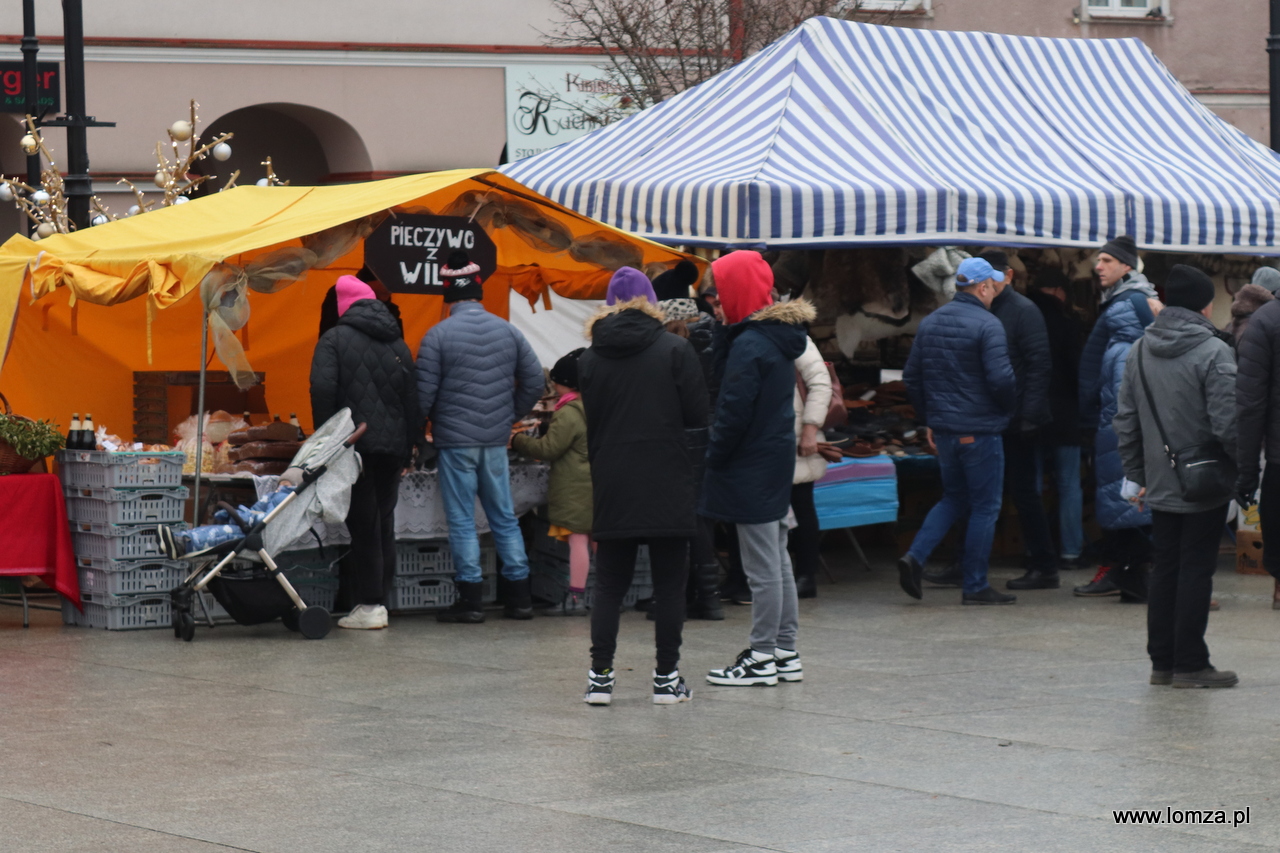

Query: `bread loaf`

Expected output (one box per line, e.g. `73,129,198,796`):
228,441,301,463
227,459,291,476
227,429,252,446
248,422,302,442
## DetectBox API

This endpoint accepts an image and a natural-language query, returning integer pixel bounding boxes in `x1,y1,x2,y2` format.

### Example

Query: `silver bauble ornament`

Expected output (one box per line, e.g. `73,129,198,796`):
91,214,108,226
0,183,13,202
174,195,189,204
30,190,50,204
256,178,270,187
128,205,141,216
212,142,232,161
168,120,193,142
153,171,167,188
20,134,37,155
35,222,55,238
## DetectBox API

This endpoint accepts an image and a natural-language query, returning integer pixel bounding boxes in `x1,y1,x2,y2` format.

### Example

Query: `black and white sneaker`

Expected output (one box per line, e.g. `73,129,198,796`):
158,524,186,560
774,648,803,682
584,668,615,705
652,670,692,704
707,648,778,686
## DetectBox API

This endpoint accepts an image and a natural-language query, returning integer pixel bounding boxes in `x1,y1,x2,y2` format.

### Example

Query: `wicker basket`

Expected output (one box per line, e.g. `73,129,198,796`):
0,392,43,475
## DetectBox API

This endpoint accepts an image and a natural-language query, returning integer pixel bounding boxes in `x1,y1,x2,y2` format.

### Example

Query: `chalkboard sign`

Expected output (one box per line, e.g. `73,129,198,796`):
364,214,498,295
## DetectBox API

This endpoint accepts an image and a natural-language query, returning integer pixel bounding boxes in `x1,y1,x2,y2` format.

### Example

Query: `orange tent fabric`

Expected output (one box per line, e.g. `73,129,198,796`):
0,170,701,437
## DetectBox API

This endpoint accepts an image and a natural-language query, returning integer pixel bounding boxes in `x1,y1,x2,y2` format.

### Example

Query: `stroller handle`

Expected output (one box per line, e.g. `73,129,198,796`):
344,423,368,447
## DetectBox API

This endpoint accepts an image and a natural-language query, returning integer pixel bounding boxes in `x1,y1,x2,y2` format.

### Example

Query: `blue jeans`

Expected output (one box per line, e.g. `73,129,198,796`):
437,446,529,583
1048,444,1084,559
909,433,1004,594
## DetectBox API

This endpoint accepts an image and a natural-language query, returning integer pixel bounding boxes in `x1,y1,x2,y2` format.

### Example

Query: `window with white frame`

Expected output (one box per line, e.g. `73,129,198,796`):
844,0,931,12
1085,0,1165,17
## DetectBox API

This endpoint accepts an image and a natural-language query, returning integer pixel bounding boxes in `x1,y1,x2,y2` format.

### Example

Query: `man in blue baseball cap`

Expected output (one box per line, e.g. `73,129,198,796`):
899,256,1019,604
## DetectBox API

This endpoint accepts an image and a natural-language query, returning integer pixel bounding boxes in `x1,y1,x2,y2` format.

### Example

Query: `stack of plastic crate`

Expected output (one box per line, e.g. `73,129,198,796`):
390,538,498,613
529,518,653,609
58,448,188,630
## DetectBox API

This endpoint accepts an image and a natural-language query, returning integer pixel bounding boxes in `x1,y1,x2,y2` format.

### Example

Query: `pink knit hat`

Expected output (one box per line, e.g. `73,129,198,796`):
335,275,376,316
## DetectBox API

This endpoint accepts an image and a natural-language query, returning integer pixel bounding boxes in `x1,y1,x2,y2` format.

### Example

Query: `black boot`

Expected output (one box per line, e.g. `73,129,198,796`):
1116,562,1150,604
504,576,534,620
437,581,486,623
689,563,726,620
794,573,818,599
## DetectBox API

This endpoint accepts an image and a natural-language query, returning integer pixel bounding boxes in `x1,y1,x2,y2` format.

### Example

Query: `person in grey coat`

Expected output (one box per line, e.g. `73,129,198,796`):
1114,264,1238,689
415,251,544,623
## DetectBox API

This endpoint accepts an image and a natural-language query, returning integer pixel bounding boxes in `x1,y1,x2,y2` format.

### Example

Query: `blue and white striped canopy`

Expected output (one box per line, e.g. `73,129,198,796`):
502,17,1280,253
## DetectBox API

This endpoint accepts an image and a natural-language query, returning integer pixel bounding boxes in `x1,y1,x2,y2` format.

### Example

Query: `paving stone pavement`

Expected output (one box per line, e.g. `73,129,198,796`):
3,552,1279,852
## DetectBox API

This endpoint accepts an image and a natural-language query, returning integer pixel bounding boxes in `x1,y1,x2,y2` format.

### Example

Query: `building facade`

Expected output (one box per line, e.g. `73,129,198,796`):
0,0,1268,234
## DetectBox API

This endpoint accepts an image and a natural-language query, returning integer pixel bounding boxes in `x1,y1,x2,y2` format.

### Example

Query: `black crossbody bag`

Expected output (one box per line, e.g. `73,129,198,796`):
1135,344,1233,503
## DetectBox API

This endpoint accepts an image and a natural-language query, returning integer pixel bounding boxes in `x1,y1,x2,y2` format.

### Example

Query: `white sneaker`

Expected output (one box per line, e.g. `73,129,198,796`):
337,604,388,630
774,648,803,682
652,670,692,704
707,648,778,686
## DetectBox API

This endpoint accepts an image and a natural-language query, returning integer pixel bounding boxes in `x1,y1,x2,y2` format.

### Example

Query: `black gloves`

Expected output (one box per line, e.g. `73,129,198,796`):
1236,478,1259,509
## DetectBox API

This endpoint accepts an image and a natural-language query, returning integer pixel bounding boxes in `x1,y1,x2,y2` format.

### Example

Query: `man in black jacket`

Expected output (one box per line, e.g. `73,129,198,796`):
1027,269,1086,567
1235,297,1280,610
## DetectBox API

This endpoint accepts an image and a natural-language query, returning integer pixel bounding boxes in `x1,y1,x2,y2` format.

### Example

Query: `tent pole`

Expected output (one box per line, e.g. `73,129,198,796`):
191,307,208,525
1271,0,1280,151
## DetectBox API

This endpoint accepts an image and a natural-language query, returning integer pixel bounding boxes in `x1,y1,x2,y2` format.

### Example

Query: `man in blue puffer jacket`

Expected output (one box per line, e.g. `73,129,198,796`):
415,251,544,623
900,257,1018,605
1075,236,1158,600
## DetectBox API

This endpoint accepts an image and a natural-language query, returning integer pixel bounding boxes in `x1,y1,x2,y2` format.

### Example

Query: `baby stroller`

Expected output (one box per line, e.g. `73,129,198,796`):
169,410,365,641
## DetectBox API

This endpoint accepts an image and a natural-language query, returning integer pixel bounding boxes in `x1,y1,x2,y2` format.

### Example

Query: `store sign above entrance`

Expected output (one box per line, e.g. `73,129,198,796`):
504,63,631,162
0,62,60,113
363,214,498,296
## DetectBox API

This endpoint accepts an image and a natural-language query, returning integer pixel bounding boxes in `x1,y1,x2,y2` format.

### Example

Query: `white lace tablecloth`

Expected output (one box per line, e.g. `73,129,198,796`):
254,460,549,545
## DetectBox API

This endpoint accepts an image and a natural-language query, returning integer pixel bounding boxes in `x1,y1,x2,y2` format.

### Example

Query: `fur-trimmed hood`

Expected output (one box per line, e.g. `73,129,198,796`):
744,298,817,326
585,297,670,360
584,297,667,340
1231,283,1274,322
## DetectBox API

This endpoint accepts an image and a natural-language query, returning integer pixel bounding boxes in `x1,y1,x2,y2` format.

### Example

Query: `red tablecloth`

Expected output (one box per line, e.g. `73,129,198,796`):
0,473,79,607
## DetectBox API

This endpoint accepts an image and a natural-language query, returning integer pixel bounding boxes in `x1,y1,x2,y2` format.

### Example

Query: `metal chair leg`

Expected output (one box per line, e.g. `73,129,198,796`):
844,528,871,572
20,584,28,629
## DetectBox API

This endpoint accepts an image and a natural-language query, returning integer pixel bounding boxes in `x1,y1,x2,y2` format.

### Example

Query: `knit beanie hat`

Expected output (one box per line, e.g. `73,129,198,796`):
1099,234,1138,269
651,259,700,302
549,348,584,390
335,275,376,317
441,251,484,304
1252,266,1280,294
605,266,657,305
712,251,774,324
658,298,701,322
1164,264,1216,311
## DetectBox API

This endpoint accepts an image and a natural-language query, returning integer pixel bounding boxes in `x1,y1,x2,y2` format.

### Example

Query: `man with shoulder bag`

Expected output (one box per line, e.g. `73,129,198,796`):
1113,264,1239,688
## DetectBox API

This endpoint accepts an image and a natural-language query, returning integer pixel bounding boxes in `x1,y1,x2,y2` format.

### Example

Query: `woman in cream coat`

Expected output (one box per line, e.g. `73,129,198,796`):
792,337,833,598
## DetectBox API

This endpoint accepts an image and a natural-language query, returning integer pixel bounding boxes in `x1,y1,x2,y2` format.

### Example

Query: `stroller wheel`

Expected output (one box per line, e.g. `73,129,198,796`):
298,606,331,640
172,611,182,639
178,611,196,642
281,609,301,632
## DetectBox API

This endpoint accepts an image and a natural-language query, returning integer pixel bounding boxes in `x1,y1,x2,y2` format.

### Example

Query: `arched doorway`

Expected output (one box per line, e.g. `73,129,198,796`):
195,103,371,191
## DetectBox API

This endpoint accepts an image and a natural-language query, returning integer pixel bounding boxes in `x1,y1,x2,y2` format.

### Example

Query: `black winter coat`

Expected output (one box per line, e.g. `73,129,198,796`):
309,299,420,463
1235,298,1280,494
1027,288,1083,446
990,286,1052,432
579,299,709,539
701,300,815,524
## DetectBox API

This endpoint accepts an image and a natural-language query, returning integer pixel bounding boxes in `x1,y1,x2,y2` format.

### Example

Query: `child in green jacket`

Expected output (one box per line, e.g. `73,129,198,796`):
511,349,592,609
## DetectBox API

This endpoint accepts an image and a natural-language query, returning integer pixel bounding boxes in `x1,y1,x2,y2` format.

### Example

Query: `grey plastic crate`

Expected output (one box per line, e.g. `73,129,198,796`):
65,487,189,526
58,449,185,489
389,573,497,612
71,524,179,562
66,592,171,630
395,539,496,577
77,559,188,596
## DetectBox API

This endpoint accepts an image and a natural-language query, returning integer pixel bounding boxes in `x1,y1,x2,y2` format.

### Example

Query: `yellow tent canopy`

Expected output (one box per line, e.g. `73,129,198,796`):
0,169,701,438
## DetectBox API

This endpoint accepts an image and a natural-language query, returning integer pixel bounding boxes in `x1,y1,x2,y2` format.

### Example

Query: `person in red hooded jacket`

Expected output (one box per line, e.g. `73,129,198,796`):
701,251,817,688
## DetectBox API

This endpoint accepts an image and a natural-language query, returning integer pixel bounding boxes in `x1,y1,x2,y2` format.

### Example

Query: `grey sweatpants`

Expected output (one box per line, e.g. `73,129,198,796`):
737,519,799,655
